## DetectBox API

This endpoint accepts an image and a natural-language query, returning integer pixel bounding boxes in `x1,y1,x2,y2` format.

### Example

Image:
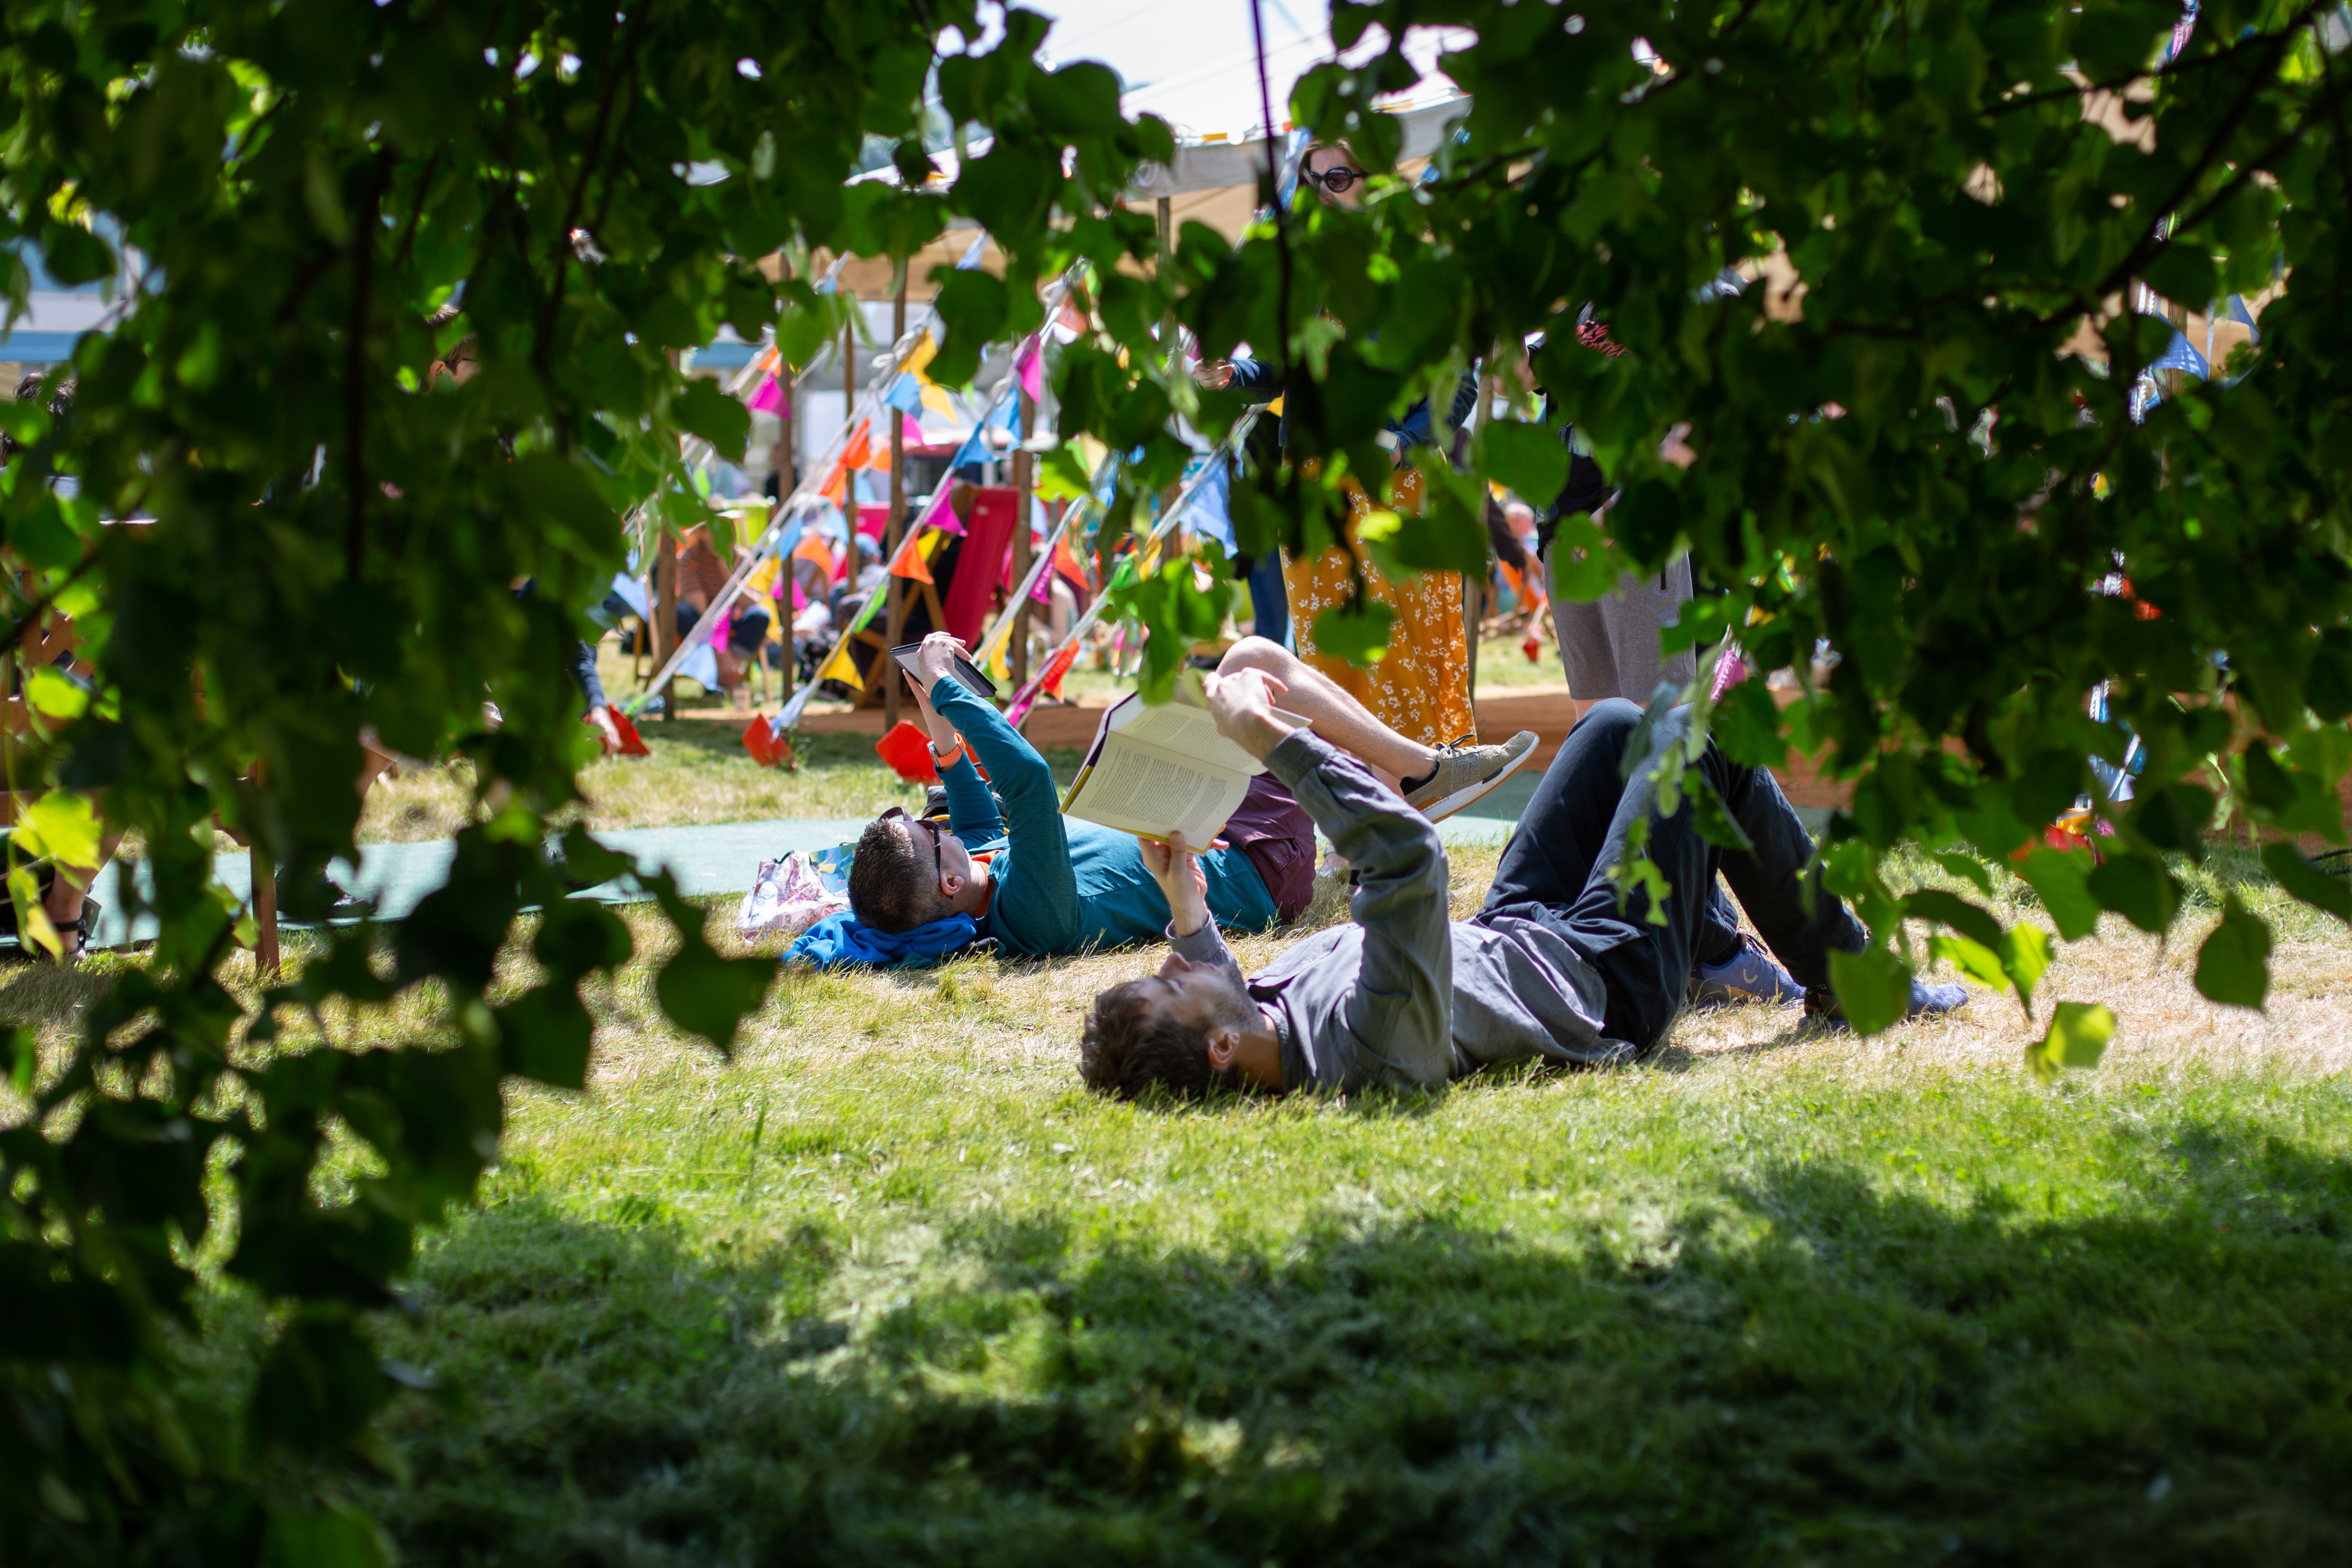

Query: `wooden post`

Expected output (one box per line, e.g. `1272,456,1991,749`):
1010,447,1034,694
249,846,279,976
884,270,907,729
777,360,797,498
654,531,678,720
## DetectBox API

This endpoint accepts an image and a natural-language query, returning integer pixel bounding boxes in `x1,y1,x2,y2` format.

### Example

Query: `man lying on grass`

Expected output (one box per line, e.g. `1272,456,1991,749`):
1079,673,1967,1098
848,631,1539,957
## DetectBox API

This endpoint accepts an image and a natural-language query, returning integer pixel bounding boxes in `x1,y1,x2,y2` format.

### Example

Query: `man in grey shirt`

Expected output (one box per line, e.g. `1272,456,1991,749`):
1078,673,1965,1098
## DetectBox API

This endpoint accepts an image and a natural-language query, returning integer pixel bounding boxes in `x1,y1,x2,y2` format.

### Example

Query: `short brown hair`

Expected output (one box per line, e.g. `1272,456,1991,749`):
846,816,950,934
1079,979,1220,1100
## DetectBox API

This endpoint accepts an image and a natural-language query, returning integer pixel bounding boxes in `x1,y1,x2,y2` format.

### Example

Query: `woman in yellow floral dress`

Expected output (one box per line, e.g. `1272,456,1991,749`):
1279,467,1475,749
1202,141,1479,750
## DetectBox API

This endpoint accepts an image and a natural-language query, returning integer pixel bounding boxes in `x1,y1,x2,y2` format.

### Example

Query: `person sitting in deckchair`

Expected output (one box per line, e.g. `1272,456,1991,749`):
845,632,1539,957
1076,674,1966,1099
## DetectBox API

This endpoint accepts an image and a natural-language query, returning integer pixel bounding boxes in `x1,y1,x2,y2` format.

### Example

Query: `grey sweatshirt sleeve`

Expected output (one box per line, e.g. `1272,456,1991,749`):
1262,727,1455,1087
1166,917,1246,980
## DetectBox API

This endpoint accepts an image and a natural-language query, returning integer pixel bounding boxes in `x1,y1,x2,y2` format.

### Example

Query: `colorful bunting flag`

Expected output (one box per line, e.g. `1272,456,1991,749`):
816,643,863,687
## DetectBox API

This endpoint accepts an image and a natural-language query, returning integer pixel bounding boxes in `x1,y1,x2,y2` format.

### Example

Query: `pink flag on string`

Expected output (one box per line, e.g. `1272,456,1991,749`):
748,374,786,415
916,480,964,538
1015,341,1044,405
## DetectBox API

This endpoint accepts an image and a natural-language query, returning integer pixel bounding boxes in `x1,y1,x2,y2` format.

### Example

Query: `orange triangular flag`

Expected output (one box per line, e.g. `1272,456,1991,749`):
888,542,934,585
1039,640,1080,699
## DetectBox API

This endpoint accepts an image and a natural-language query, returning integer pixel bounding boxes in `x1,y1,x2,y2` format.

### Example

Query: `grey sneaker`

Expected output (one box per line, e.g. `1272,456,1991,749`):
1403,731,1540,822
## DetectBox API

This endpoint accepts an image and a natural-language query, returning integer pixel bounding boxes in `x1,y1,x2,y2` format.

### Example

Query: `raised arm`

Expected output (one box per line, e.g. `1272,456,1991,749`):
908,662,1003,841
1206,670,1454,1087
919,634,1079,952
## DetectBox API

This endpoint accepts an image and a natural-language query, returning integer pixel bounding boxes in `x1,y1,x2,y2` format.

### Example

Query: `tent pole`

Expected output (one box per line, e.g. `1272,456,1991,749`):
1010,447,1034,693
885,270,907,729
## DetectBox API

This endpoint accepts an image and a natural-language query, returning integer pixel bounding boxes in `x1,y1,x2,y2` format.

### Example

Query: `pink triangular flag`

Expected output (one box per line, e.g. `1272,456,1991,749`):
1016,341,1043,405
748,374,785,415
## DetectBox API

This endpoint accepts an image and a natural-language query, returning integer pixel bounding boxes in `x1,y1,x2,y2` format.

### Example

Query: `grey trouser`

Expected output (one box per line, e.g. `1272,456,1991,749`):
1545,547,1697,704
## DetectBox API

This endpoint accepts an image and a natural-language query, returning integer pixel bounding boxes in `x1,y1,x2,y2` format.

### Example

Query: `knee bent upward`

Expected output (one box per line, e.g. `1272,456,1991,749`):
1218,636,1294,680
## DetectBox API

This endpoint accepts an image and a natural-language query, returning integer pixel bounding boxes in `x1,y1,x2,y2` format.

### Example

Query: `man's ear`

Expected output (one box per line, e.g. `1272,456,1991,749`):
1204,1026,1242,1070
939,867,966,899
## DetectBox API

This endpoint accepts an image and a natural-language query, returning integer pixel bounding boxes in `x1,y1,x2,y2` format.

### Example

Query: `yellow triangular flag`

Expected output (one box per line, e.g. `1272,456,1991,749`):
902,330,938,380
816,644,863,687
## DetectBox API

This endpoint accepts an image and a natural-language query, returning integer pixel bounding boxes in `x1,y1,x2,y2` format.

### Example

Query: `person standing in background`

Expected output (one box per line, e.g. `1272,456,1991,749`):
1198,140,1482,753
1536,314,1702,722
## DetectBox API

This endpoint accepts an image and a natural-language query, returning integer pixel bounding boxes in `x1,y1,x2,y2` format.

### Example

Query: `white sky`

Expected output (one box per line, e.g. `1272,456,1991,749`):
951,0,1462,143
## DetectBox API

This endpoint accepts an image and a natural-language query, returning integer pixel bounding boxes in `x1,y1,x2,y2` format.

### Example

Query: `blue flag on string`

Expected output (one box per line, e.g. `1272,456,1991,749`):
883,372,926,417
2150,330,2210,383
949,386,1021,472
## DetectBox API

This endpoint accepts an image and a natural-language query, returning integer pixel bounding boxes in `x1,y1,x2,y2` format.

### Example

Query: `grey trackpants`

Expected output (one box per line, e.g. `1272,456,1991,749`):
1545,547,1697,704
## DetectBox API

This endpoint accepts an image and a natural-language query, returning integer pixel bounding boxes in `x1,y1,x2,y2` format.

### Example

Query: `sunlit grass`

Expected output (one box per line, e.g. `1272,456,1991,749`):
11,789,2352,1562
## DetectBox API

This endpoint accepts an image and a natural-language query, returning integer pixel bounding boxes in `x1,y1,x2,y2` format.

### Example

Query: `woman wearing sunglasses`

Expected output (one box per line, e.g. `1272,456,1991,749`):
1193,141,1484,764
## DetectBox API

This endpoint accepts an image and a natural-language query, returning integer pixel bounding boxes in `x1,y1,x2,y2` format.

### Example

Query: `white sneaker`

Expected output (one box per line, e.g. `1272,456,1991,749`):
1403,731,1540,822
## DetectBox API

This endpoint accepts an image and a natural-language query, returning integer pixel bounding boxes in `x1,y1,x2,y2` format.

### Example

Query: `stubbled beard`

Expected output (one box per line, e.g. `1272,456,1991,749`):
1197,962,1259,1035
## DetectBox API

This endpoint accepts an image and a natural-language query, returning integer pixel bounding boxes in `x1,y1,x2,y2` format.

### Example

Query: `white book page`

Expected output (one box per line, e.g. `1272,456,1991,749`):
1066,734,1253,844
1110,701,1265,776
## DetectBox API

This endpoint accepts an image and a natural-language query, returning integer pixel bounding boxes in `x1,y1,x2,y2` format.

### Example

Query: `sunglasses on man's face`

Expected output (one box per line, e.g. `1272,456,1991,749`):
1306,164,1365,195
881,807,946,884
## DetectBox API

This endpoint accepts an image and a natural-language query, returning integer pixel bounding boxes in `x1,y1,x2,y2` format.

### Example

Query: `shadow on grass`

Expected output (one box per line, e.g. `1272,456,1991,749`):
376,1114,2352,1568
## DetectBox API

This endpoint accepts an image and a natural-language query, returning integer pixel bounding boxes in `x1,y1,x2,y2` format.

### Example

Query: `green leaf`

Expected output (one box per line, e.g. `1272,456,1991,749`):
927,267,1011,389
674,376,752,463
1826,947,1913,1035
1479,419,1569,505
1929,932,2007,992
13,790,103,868
25,666,89,720
2138,245,2218,315
1028,61,1127,137
2086,854,2178,934
2259,842,2352,922
250,1312,393,1452
2025,1001,2117,1083
1933,850,1994,896
494,985,593,1091
1309,600,1397,668
264,1505,396,1568
2000,922,2052,1014
1712,680,1789,769
2015,847,2101,940
504,456,619,553
1902,888,2004,951
2193,895,2271,1009
1545,512,1623,602
1685,770,1754,852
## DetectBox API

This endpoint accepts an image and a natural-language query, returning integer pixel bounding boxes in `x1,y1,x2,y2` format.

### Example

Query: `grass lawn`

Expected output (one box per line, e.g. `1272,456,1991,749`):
9,829,2338,1565
20,641,2352,1562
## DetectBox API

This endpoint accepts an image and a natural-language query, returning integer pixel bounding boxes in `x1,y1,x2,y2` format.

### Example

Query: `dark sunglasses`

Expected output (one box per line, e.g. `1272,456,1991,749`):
880,807,945,884
1306,164,1365,194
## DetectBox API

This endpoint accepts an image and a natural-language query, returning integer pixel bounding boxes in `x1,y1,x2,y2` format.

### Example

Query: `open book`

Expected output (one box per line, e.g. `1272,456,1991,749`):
1060,675,1305,847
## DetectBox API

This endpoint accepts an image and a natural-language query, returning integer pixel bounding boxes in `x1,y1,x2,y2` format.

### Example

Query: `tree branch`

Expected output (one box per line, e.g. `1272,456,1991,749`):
533,5,648,396
346,150,393,582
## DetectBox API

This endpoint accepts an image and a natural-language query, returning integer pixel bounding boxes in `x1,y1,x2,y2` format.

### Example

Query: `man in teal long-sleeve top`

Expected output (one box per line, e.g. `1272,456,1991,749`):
844,633,1538,958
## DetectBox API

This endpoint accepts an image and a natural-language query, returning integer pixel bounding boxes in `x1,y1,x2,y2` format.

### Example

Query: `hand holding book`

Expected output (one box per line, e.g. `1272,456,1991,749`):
1138,830,1212,939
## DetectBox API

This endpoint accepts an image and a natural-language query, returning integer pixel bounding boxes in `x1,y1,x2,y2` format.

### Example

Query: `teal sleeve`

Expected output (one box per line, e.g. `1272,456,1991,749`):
937,749,1004,844
931,681,1079,954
